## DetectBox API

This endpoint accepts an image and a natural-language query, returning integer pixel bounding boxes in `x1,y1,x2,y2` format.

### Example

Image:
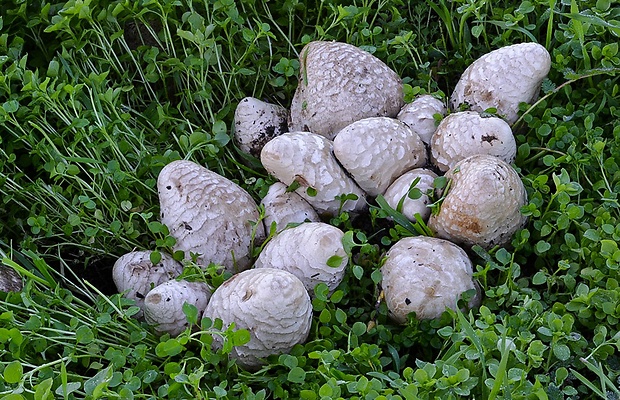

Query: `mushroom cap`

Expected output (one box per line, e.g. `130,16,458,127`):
381,236,480,323
203,268,312,370
430,111,516,172
333,117,427,197
289,41,404,140
0,265,22,293
233,97,289,158
428,154,528,249
157,160,265,273
112,250,183,317
260,131,367,216
260,182,320,233
143,280,212,336
254,222,347,294
397,94,447,145
450,42,551,124
382,168,438,223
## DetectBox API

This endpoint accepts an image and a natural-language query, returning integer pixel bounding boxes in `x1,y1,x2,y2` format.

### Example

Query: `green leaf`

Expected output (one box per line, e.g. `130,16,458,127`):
3,361,23,384
326,255,344,268
287,367,306,383
34,377,54,400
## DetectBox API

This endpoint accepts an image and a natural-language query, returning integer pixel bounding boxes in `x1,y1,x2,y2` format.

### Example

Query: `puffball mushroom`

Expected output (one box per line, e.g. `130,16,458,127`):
397,94,447,145
203,268,312,370
233,97,289,158
260,182,320,233
0,265,22,292
381,236,480,323
333,117,427,197
112,250,183,318
450,42,551,124
254,222,347,294
428,154,528,249
382,168,438,223
430,111,516,172
289,41,404,140
260,131,367,216
158,160,265,273
143,280,212,336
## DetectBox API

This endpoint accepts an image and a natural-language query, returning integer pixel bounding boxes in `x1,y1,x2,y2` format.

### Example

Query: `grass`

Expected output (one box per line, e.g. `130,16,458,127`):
1,0,620,398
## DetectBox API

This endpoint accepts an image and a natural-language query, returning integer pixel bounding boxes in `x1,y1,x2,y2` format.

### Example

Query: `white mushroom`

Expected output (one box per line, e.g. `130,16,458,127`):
260,132,367,216
397,94,447,145
158,160,265,273
254,222,347,294
289,41,404,140
381,236,480,323
428,154,528,249
203,268,312,370
233,97,289,158
260,182,320,233
450,42,551,124
333,117,427,197
382,168,438,223
112,250,183,318
143,280,212,336
0,265,22,293
430,111,516,172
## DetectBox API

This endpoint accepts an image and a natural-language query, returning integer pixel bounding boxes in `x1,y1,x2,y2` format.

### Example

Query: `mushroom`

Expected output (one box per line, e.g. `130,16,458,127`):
260,132,367,216
157,160,265,273
382,168,438,223
254,222,347,294
143,280,212,336
112,250,183,318
430,111,516,172
289,41,404,140
428,154,528,249
397,94,447,145
0,265,22,293
260,182,320,233
203,268,312,370
233,97,289,158
381,236,480,323
333,117,427,197
450,42,551,124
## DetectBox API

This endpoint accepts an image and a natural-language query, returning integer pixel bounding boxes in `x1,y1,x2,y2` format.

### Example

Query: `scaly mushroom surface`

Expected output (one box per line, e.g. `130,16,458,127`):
260,182,320,233
233,97,289,158
397,94,447,145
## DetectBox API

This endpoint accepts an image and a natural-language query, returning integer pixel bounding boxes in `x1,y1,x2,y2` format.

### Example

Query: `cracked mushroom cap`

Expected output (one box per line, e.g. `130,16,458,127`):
112,250,183,318
158,160,265,273
397,94,447,145
203,268,312,370
430,111,516,172
0,265,22,293
289,41,404,140
428,154,528,249
143,280,212,336
260,182,320,233
381,236,480,323
450,42,551,124
233,97,289,158
254,222,347,294
260,131,366,216
333,117,427,197
383,168,438,223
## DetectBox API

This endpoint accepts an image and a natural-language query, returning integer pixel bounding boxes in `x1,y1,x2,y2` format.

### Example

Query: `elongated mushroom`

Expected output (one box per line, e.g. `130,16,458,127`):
0,265,22,293
233,97,289,158
260,182,320,233
382,168,438,223
397,94,447,145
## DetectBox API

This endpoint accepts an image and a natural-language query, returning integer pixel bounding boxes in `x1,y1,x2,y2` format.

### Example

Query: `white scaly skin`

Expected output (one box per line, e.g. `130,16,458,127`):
382,168,438,223
260,182,320,233
397,94,447,145
233,97,289,158
0,265,22,293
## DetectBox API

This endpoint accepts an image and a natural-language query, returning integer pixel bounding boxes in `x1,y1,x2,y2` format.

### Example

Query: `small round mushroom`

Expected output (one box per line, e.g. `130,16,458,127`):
381,236,480,323
143,280,212,336
233,97,289,158
203,268,312,370
260,182,320,233
397,94,447,145
289,41,404,140
333,117,427,197
0,265,22,293
428,154,528,249
450,42,551,124
430,111,516,172
112,250,183,318
254,222,347,294
382,168,438,223
158,160,265,273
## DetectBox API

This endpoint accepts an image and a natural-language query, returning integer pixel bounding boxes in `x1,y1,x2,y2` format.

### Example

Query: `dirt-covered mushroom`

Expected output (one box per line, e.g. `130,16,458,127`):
112,250,183,318
333,117,427,196
261,132,366,216
260,182,320,233
289,41,404,140
381,236,480,323
233,97,289,158
428,154,528,249
203,268,312,370
450,42,551,124
158,160,265,273
397,94,447,145
143,280,212,336
254,222,347,294
382,168,438,223
0,265,22,293
430,111,516,172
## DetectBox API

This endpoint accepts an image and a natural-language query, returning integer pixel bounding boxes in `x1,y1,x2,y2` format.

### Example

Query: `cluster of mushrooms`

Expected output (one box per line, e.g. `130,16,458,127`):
112,41,551,369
